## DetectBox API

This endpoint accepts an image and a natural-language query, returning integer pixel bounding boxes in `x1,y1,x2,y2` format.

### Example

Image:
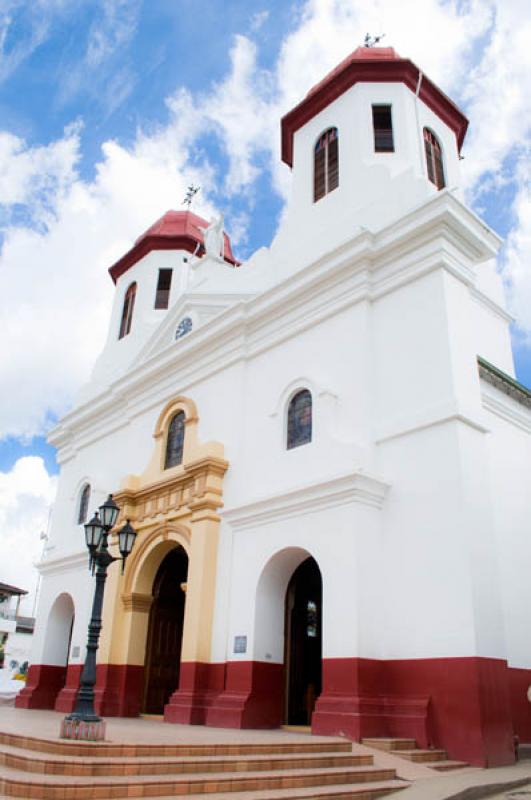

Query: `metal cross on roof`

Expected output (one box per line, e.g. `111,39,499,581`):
182,184,200,208
363,33,385,47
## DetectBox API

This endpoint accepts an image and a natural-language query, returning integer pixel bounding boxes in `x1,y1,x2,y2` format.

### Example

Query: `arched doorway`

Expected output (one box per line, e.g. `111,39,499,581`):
43,593,75,670
143,546,188,714
284,556,322,725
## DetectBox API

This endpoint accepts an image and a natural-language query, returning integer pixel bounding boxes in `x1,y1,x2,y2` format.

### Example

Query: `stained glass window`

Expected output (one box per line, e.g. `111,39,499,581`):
287,389,312,449
119,282,137,339
165,411,186,468
314,127,338,202
78,484,91,525
424,128,445,190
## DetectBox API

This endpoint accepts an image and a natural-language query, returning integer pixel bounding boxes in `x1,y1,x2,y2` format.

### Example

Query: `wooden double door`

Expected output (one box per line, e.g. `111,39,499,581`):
143,546,188,714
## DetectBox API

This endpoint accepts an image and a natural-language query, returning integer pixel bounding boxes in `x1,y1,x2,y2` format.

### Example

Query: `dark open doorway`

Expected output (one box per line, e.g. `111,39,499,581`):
284,556,322,725
143,546,188,714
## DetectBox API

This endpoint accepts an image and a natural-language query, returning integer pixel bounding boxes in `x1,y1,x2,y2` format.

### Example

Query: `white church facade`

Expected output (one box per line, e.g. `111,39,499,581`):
19,46,531,768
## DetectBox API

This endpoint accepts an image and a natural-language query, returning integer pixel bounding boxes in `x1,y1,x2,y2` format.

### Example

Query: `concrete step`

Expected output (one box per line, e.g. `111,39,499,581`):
0,743,373,777
0,730,352,758
361,740,417,753
0,763,399,798
137,781,410,799
389,749,447,763
428,759,470,771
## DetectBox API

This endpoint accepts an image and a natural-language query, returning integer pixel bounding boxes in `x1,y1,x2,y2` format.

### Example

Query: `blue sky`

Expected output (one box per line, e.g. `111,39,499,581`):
0,0,530,601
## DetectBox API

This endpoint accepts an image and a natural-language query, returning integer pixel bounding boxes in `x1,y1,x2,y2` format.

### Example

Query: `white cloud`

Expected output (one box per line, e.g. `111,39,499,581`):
250,10,269,33
503,155,531,335
0,456,56,615
0,94,222,440
0,0,79,84
85,0,141,68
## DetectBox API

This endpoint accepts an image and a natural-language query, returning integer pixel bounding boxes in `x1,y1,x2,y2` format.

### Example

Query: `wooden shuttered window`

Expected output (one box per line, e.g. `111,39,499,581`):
423,128,445,190
314,146,326,201
314,127,338,202
119,282,137,339
327,134,339,192
154,268,173,310
372,105,394,152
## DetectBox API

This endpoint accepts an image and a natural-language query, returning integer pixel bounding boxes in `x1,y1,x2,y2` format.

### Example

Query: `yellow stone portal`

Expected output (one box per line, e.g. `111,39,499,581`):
98,396,228,670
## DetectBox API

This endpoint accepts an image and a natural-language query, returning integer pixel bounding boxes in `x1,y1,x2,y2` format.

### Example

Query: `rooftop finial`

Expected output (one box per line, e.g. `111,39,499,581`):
363,32,385,48
182,184,200,208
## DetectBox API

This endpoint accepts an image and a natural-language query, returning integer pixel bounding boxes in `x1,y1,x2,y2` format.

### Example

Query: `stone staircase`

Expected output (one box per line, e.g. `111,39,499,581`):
0,731,409,799
361,738,468,772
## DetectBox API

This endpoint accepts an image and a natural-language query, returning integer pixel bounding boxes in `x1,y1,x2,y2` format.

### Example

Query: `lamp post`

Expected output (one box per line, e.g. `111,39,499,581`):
60,494,137,741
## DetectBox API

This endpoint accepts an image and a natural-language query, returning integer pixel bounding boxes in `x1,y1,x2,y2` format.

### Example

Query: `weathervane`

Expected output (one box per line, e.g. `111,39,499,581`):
364,33,385,48
182,184,200,208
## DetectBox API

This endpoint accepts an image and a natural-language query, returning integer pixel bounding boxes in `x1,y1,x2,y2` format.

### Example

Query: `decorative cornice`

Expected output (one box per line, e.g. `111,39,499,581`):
478,356,531,410
37,551,90,576
470,287,513,324
49,194,500,456
114,455,229,529
375,401,489,444
222,470,389,530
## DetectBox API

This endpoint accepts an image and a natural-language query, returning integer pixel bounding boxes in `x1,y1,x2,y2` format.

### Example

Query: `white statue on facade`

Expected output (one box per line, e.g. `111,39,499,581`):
199,214,224,260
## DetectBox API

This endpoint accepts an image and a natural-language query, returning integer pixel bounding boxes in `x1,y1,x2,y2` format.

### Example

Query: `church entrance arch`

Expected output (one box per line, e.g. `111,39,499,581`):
284,557,322,725
43,592,75,669
143,545,188,714
252,548,322,728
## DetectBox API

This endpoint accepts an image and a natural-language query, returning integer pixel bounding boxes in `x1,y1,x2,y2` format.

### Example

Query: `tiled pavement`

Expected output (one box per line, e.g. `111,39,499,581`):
0,708,529,799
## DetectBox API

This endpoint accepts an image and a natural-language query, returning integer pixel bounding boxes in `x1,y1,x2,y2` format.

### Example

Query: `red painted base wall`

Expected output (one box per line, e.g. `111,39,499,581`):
164,662,226,724
206,661,284,729
94,664,145,717
54,664,83,712
312,657,517,767
17,656,530,768
15,664,67,710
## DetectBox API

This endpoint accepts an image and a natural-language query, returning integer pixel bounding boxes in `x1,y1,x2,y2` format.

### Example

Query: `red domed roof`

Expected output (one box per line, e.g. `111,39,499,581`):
109,210,238,284
281,46,468,166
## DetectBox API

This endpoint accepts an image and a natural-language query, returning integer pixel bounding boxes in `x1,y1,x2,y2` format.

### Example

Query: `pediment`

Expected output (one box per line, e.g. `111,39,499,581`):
134,291,251,365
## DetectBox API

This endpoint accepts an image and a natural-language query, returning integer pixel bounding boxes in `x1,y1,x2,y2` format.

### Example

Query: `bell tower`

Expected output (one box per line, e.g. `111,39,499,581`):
274,47,468,261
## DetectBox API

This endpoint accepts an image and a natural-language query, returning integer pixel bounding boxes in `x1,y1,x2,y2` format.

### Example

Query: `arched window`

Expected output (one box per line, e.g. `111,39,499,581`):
119,282,137,339
78,484,91,525
287,390,312,449
165,411,186,468
423,128,445,190
314,128,338,202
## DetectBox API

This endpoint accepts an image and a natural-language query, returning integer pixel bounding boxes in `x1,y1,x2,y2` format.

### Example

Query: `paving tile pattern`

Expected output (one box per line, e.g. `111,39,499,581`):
0,729,408,800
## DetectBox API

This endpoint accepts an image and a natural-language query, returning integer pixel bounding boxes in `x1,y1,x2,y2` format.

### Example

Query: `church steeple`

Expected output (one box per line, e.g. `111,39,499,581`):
274,46,468,257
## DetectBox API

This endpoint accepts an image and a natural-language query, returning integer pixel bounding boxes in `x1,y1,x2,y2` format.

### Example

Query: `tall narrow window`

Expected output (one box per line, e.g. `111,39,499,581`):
424,128,445,190
165,411,186,468
154,269,173,310
314,128,338,202
287,390,312,449
119,282,137,339
78,484,91,525
373,105,394,152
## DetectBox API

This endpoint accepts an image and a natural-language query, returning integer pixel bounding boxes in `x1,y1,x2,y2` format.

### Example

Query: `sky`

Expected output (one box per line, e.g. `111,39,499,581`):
0,0,530,614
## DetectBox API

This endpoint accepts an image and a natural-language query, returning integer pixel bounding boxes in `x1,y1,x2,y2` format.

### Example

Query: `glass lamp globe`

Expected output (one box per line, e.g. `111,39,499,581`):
84,512,103,551
99,494,120,529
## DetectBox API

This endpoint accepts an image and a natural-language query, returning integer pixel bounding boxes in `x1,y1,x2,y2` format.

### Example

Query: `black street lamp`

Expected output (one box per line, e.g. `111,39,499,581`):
60,494,137,741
